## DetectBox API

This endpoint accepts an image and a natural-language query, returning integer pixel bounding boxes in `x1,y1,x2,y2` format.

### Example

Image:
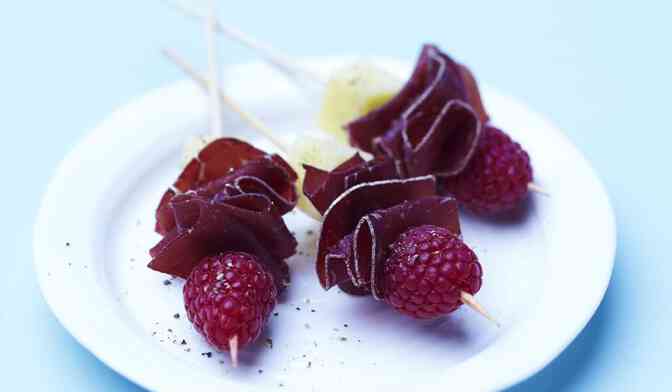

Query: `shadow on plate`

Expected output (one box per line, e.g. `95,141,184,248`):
459,194,536,226
347,294,473,345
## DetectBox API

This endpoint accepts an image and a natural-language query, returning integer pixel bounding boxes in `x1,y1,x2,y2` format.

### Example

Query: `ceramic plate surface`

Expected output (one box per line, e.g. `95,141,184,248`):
34,57,615,392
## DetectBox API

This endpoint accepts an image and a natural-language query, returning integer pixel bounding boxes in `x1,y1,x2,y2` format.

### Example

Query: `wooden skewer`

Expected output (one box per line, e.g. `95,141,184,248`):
205,0,223,138
229,335,239,367
165,48,539,202
528,182,549,196
170,41,499,331
460,291,500,327
162,48,292,153
161,0,324,85
165,0,549,199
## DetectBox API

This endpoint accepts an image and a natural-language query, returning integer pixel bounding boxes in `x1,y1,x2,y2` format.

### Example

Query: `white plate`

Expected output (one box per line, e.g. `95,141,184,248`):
34,57,615,392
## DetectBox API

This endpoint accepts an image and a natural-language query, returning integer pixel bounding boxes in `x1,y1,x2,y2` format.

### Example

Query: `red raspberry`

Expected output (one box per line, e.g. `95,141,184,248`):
441,125,532,215
183,252,277,351
383,225,482,319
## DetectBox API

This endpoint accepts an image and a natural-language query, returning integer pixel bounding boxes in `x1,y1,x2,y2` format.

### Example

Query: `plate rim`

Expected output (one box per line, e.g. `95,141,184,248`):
34,56,616,392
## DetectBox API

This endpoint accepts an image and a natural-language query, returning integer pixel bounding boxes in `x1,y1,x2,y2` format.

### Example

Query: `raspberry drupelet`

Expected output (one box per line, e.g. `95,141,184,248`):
183,252,277,364
442,125,533,215
383,225,483,319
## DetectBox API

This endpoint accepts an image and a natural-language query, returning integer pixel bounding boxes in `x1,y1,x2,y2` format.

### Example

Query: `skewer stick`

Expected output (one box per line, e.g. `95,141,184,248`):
166,0,547,200
229,335,239,367
162,48,292,153
460,291,500,327
205,0,223,137
528,182,549,196
161,0,324,85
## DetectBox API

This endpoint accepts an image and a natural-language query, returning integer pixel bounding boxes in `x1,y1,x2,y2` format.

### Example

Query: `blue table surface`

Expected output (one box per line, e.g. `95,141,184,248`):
1,1,669,390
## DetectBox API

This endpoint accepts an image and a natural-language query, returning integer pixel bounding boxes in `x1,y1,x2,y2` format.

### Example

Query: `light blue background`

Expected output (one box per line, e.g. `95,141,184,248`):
1,1,669,390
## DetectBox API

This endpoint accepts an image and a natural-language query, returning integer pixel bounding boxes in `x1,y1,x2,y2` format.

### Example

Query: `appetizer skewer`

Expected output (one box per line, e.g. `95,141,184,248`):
163,1,546,213
149,3,299,367
164,51,499,325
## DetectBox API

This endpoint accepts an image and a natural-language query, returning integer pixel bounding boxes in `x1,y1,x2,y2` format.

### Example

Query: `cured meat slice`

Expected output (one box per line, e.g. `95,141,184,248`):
149,193,296,291
352,196,460,299
302,154,398,216
346,45,484,178
155,138,297,235
316,176,436,290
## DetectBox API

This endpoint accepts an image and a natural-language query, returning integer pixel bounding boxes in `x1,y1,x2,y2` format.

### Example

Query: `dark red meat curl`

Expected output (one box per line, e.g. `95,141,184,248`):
148,192,296,291
317,176,444,291
351,196,460,299
155,138,297,235
302,154,398,216
316,174,461,298
346,44,485,178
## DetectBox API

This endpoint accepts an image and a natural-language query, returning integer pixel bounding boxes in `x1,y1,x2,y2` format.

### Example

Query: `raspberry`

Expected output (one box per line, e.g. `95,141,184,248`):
183,252,277,352
383,225,482,319
441,125,532,215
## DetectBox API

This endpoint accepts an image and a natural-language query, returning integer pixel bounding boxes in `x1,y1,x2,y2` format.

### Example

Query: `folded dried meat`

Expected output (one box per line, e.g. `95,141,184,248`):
155,138,297,235
315,176,461,297
302,154,398,216
346,44,485,178
149,192,296,291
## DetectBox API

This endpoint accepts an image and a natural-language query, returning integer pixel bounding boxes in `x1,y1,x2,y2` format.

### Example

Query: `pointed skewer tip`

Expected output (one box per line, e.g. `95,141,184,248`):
460,291,500,328
229,335,239,367
528,182,549,196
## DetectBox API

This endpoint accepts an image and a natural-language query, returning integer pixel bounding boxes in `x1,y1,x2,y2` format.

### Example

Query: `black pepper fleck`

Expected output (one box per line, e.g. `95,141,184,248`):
201,352,213,358
181,339,187,345
173,313,180,319
258,369,264,374
163,280,172,286
65,242,71,247
273,312,279,317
